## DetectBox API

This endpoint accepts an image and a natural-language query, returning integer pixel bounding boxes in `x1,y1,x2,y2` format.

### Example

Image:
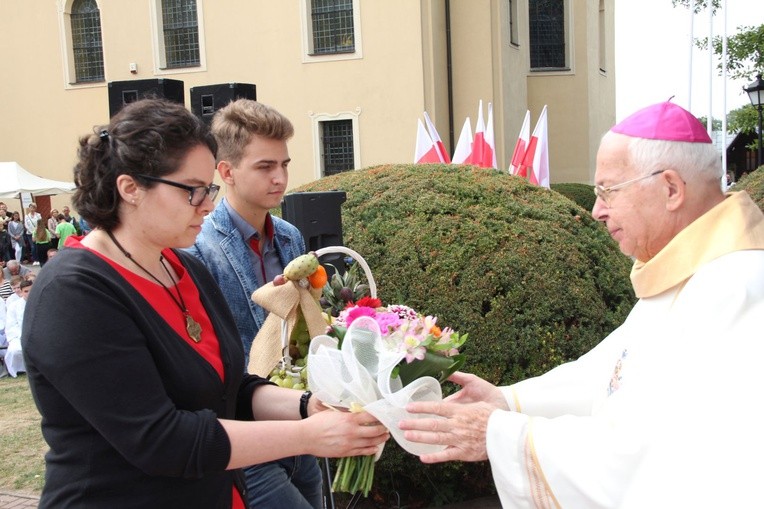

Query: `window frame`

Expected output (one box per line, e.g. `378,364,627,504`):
300,0,363,63
528,0,572,73
149,0,207,74
57,0,107,88
309,109,362,179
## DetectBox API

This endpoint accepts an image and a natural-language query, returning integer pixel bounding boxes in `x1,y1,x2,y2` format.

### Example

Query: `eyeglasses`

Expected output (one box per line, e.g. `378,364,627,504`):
136,174,220,206
593,170,666,207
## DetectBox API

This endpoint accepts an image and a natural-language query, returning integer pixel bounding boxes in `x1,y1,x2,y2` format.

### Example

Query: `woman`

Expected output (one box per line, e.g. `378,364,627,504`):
24,203,41,265
46,208,59,248
22,99,388,508
7,211,24,262
32,220,52,267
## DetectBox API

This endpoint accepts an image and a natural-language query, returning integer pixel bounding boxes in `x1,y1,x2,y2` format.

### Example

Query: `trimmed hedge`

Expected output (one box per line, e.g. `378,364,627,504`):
293,164,636,507
735,166,764,211
550,182,596,212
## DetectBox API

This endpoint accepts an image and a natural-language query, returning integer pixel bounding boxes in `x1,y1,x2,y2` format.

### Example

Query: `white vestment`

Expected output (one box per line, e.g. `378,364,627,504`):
486,192,764,508
5,297,26,377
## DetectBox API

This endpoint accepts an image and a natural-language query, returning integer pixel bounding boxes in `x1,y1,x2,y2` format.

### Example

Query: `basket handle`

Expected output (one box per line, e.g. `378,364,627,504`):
314,246,377,298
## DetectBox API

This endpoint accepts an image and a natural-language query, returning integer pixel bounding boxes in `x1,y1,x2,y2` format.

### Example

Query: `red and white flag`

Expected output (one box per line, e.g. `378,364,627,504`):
519,105,550,188
469,100,495,168
485,103,498,169
423,111,450,163
451,117,473,164
509,110,531,175
414,118,441,164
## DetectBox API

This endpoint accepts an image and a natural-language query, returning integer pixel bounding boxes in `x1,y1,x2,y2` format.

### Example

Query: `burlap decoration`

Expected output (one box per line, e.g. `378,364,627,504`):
248,281,327,377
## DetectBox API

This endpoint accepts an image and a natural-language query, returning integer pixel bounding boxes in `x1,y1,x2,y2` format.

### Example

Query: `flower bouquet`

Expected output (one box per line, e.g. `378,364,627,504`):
307,247,467,497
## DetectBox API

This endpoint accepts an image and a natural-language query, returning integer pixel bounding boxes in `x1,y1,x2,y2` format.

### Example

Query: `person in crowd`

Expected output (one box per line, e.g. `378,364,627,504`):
54,214,76,249
187,99,320,508
46,248,58,261
0,295,7,377
0,223,12,263
7,211,24,262
2,260,30,281
399,102,764,508
0,202,11,228
78,216,92,235
61,205,82,235
46,209,59,248
24,203,42,265
21,98,388,508
5,278,31,377
5,276,23,309
33,220,53,267
0,265,11,300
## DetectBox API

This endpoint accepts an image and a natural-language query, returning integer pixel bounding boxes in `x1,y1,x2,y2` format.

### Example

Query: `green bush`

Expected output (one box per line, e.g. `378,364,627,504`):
293,164,636,507
550,182,596,212
735,165,764,211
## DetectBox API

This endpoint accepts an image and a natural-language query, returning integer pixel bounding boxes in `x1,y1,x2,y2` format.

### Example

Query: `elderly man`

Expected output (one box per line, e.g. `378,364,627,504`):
2,260,30,280
400,102,764,507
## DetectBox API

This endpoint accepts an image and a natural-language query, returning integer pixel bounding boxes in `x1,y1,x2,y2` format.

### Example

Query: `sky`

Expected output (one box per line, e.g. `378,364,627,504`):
615,0,764,123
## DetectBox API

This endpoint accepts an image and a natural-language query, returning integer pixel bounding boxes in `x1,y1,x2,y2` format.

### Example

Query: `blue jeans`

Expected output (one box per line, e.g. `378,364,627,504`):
244,455,323,509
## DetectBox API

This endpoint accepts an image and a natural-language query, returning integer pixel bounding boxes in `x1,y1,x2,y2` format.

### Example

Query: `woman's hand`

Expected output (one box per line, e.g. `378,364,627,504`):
303,410,389,458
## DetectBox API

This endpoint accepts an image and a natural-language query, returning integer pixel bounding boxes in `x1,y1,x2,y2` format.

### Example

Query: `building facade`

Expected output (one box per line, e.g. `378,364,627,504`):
0,0,615,210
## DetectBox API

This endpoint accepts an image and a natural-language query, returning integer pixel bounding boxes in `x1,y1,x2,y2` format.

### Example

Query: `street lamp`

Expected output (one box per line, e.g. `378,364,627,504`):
744,73,764,168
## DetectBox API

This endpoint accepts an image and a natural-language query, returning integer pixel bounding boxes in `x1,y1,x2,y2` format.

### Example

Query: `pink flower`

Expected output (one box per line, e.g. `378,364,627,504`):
374,312,402,336
345,305,377,326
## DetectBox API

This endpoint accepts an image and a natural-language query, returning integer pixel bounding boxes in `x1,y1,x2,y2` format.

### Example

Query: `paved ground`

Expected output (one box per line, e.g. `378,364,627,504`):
0,492,500,508
0,492,38,509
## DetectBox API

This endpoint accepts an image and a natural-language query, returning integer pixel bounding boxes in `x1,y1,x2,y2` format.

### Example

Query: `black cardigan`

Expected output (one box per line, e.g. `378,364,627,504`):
22,247,269,508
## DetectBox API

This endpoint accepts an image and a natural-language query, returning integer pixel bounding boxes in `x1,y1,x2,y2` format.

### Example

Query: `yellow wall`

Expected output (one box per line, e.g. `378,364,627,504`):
0,0,614,212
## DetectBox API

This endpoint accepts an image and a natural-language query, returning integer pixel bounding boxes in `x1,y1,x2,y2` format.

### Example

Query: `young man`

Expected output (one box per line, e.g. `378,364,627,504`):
187,100,322,509
55,214,77,249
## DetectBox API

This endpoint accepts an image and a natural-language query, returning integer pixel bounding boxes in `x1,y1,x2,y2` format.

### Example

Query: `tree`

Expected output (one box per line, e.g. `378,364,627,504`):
727,104,761,151
696,25,764,80
671,0,721,14
698,116,723,132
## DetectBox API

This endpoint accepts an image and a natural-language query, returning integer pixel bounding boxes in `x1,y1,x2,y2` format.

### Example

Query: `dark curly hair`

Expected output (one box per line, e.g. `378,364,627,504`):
72,98,217,231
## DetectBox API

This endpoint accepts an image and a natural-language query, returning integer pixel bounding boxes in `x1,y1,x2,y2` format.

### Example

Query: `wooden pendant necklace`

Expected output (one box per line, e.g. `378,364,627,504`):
106,230,202,343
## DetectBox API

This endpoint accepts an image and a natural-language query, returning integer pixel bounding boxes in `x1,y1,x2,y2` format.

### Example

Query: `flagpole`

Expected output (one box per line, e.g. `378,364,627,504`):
688,0,695,110
721,0,728,186
707,1,713,139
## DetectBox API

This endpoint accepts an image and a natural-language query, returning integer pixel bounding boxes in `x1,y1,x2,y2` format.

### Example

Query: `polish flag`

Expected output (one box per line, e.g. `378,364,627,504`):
423,111,450,163
414,118,441,163
519,105,550,188
485,103,498,169
469,100,495,168
451,117,473,164
509,110,531,175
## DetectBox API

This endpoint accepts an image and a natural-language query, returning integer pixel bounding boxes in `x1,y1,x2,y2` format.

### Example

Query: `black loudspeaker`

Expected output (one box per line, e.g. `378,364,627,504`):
190,83,257,125
281,191,347,273
107,78,185,118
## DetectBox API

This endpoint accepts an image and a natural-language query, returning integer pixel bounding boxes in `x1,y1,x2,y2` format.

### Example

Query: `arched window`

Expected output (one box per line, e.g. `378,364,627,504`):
70,0,104,82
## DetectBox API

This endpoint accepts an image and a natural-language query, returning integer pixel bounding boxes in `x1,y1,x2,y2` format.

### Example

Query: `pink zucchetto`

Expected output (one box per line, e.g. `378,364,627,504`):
611,101,712,143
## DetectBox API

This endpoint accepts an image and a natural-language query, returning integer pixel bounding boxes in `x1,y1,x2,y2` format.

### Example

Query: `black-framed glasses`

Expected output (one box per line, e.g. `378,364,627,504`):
593,170,666,207
136,174,220,206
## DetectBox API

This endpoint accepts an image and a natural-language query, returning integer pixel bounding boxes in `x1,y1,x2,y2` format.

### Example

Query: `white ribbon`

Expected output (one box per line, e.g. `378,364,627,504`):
308,315,446,456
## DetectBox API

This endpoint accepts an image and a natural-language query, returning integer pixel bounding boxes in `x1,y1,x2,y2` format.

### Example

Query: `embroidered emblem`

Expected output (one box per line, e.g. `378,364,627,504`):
608,349,628,396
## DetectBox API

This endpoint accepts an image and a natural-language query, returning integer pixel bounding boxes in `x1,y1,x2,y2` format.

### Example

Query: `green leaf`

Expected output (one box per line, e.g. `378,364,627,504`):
397,352,466,386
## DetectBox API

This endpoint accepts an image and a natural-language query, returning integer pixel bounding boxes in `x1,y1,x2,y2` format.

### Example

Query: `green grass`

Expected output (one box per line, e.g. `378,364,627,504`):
0,375,45,495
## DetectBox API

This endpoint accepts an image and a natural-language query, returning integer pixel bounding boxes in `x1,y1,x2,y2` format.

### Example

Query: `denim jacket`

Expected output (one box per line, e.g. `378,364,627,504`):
186,202,305,362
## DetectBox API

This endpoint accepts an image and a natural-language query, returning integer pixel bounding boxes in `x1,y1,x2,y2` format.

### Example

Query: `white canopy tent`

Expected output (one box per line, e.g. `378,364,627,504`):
0,161,76,199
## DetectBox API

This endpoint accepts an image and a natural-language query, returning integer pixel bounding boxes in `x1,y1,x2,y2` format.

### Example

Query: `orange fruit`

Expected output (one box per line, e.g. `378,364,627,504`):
307,265,328,289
